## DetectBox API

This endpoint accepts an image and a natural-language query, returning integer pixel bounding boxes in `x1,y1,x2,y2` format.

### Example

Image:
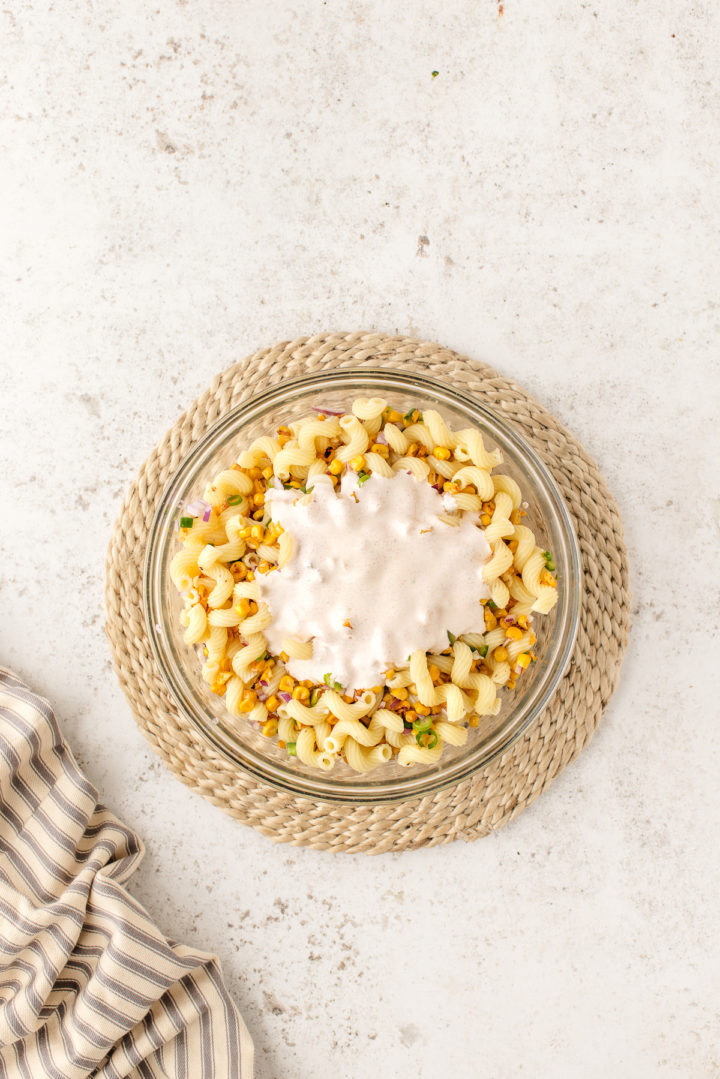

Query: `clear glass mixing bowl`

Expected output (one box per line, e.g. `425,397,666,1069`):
144,369,581,804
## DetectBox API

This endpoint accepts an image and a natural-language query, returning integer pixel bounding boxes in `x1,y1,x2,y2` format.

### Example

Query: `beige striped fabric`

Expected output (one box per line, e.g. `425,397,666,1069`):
0,667,254,1078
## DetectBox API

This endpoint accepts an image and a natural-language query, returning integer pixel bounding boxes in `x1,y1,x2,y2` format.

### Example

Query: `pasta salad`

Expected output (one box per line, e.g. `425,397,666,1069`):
169,398,558,772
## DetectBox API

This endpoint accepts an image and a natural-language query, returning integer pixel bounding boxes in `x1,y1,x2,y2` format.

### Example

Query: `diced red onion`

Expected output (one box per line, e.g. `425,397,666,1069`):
374,430,388,445
278,691,292,703
431,483,441,491
312,405,344,416
186,499,212,522
388,699,402,711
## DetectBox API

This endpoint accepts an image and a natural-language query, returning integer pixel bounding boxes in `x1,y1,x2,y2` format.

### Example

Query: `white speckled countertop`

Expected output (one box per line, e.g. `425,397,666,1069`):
2,1,719,1076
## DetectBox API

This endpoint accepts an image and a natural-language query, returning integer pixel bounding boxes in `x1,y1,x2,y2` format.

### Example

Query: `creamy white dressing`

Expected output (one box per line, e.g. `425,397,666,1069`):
260,471,492,692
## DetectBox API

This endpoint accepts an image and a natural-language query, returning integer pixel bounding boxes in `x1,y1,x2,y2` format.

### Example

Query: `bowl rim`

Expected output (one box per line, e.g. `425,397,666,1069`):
144,367,582,804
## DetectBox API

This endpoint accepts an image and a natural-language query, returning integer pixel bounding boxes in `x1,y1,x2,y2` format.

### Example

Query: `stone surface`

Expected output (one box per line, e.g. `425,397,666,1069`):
1,1,719,1076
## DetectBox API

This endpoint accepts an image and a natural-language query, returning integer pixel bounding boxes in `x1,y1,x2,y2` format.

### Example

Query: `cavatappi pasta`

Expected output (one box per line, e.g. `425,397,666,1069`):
170,399,559,772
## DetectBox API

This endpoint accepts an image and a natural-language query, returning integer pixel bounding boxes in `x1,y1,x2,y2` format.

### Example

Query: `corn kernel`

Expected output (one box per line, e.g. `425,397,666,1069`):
484,609,498,629
480,513,492,526
493,646,509,662
235,599,249,618
261,466,274,480
428,664,440,682
405,442,419,457
250,524,264,539
329,459,344,475
433,446,451,460
265,695,280,712
415,703,431,716
210,681,226,696
386,409,403,424
238,690,257,713
257,561,272,575
506,626,523,641
276,425,291,437
516,653,531,669
349,455,366,472
292,686,309,702
245,571,255,581
392,687,408,700
277,739,286,749
385,668,396,680
248,467,262,479
279,675,294,693
370,443,389,458
404,710,417,724
517,615,529,628
262,719,278,738
468,715,480,728
253,491,265,506
443,482,460,494
234,563,247,580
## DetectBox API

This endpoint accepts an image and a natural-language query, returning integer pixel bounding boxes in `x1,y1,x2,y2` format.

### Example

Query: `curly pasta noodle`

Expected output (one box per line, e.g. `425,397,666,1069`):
344,739,393,773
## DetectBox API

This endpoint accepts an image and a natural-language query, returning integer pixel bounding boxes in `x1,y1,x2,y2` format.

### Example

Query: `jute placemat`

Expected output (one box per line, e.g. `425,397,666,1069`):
105,333,630,853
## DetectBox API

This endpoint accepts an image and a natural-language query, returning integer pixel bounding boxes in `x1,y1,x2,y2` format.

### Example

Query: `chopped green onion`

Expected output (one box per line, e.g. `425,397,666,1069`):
179,516,193,528
431,70,439,78
309,688,321,707
412,717,433,734
403,408,415,422
447,630,456,646
416,727,438,748
323,673,342,691
286,742,297,756
487,600,498,610
478,644,489,658
357,471,371,486
227,494,243,506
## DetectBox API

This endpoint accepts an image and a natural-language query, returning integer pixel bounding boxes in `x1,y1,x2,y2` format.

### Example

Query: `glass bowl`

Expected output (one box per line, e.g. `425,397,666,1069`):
144,368,582,805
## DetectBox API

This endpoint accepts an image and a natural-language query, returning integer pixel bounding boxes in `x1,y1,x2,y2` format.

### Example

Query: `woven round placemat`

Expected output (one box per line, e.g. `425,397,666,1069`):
105,333,629,853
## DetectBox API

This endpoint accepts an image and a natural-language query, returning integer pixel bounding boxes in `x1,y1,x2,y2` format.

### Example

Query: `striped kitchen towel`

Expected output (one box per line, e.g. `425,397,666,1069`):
0,666,254,1078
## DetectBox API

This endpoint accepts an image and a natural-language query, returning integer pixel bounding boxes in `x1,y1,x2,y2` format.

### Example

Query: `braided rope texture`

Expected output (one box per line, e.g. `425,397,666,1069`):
105,333,630,854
